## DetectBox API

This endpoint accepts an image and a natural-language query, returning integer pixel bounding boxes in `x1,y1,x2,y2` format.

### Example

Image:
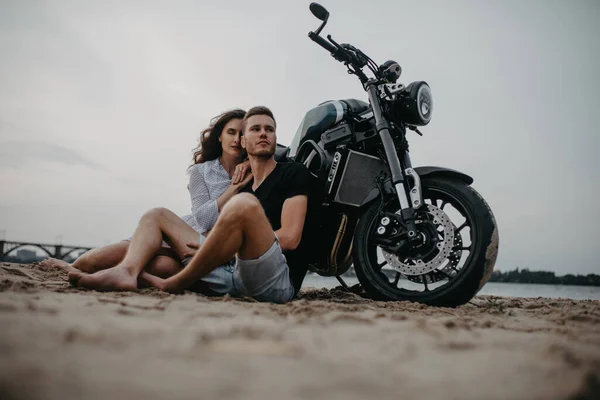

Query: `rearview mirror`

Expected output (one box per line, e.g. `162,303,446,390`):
309,3,329,22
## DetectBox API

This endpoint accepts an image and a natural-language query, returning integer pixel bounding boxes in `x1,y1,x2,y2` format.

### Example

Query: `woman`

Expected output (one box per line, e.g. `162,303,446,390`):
40,109,252,291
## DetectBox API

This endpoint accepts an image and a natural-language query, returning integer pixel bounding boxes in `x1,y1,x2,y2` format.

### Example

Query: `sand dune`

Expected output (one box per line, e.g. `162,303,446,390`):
0,262,599,400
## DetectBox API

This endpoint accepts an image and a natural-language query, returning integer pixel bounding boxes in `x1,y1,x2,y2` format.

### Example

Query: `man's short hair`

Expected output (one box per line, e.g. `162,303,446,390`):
242,106,276,130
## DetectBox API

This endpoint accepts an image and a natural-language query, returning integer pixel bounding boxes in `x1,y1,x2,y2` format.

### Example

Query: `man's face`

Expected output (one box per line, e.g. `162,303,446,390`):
242,114,277,158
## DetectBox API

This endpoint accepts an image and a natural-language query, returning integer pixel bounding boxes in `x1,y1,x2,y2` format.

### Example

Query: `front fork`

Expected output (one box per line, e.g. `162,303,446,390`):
365,81,424,241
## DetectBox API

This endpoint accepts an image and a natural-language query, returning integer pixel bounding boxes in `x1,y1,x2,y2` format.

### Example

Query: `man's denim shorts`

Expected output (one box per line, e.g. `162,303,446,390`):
184,237,294,304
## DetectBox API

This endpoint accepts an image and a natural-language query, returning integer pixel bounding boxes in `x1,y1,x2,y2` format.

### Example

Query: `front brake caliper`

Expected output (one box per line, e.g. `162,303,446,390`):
372,212,408,252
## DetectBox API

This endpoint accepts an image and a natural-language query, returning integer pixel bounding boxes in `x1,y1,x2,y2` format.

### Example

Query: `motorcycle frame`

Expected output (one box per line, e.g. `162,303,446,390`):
364,79,421,239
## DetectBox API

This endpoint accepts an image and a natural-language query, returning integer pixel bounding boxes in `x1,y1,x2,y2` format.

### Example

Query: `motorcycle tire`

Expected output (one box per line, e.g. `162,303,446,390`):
353,177,499,307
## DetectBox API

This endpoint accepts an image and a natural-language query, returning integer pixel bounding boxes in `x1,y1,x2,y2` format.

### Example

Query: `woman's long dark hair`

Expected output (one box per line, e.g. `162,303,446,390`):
191,109,246,165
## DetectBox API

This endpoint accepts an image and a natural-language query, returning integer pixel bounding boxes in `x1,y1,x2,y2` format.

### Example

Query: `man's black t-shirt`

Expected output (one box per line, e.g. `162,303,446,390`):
240,162,314,295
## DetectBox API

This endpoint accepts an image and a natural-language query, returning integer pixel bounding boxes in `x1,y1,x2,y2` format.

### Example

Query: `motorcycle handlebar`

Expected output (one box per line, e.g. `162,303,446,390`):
308,31,353,63
308,31,372,83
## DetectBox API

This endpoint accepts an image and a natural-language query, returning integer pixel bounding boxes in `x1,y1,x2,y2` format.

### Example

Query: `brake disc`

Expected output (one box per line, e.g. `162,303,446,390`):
381,205,455,276
405,226,463,283
445,230,463,272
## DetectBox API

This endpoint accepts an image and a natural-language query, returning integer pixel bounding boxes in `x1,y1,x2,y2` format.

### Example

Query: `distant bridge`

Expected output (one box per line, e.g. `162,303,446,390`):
0,240,93,261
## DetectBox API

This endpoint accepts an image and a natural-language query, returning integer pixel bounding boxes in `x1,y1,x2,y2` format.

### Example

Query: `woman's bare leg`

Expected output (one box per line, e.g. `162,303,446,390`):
39,242,129,274
70,207,201,291
73,242,129,273
144,255,183,278
137,255,213,293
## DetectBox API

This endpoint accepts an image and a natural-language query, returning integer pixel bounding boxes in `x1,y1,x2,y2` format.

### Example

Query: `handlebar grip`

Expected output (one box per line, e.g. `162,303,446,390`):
308,32,337,54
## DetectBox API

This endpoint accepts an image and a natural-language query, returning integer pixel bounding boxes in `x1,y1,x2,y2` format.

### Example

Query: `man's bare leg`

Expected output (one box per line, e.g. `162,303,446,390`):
140,193,275,293
69,208,201,291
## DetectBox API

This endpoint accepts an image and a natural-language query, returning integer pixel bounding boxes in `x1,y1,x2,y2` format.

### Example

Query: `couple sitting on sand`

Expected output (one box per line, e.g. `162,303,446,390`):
42,106,314,304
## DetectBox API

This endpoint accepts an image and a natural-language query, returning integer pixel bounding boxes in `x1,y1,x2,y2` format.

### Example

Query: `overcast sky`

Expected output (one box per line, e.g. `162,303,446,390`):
0,0,598,274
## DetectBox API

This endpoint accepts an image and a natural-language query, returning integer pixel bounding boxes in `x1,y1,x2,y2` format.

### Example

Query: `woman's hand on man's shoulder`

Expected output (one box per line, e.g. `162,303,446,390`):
232,159,251,185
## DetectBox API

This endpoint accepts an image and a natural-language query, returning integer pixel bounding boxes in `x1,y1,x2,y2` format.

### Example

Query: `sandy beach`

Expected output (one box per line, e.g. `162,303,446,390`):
0,262,598,400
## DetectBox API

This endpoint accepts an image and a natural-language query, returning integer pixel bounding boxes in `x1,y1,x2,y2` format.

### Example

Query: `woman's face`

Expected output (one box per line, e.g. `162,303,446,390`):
219,118,244,159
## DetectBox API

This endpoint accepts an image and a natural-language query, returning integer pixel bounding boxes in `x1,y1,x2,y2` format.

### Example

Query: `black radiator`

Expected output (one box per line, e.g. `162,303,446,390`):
333,150,387,207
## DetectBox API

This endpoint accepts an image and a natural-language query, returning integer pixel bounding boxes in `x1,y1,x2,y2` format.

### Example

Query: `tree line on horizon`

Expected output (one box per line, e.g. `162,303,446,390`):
489,268,600,287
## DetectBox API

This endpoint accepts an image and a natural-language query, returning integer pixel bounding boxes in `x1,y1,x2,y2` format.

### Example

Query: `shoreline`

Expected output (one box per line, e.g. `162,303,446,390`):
303,274,600,301
307,271,600,288
1,262,599,400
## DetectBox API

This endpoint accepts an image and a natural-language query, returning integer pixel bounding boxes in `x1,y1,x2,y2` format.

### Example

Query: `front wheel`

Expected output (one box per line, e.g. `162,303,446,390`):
352,177,499,307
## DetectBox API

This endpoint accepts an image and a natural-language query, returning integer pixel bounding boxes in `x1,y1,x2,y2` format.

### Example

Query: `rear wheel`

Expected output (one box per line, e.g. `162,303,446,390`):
352,178,499,307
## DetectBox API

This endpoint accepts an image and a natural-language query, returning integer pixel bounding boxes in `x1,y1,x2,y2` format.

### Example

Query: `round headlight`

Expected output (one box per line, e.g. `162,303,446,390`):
416,83,433,124
394,81,433,126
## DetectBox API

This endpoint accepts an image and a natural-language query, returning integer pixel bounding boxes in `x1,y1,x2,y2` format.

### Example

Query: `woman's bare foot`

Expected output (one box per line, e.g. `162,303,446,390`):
39,258,78,274
70,266,138,292
68,270,86,286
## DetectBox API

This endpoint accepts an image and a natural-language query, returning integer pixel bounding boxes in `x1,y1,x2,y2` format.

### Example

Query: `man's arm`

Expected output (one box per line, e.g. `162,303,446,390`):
275,195,307,252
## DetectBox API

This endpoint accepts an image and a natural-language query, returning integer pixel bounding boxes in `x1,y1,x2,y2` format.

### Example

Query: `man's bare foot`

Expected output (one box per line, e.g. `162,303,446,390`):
139,272,182,294
72,266,138,292
39,258,78,274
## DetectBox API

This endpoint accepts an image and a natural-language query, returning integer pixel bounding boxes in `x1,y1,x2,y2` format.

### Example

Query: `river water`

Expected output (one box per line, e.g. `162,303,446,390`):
302,274,600,301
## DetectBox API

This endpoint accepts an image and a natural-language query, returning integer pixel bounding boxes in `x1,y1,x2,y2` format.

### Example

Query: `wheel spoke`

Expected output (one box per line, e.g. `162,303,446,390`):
453,246,470,251
393,272,401,286
422,277,429,291
436,269,452,279
439,200,447,209
377,261,387,270
429,198,438,207
456,221,468,233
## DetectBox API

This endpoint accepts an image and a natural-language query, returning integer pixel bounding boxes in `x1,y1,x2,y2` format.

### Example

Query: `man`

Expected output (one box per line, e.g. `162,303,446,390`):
70,106,313,303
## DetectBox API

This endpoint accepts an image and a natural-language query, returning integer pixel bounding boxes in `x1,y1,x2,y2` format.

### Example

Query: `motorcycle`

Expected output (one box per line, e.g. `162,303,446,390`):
276,3,499,307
